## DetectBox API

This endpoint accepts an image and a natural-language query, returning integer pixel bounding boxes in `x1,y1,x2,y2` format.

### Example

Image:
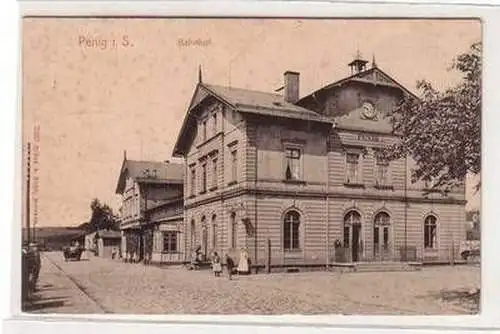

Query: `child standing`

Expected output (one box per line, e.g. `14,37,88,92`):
212,252,222,277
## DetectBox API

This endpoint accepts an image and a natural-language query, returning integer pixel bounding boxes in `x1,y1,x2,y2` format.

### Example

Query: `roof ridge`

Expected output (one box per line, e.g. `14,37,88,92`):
204,83,284,97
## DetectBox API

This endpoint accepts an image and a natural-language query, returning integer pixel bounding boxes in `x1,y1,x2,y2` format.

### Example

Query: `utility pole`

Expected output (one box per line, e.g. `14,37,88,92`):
26,142,31,244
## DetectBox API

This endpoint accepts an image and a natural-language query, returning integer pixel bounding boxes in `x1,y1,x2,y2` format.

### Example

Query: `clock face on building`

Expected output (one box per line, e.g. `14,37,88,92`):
361,102,377,120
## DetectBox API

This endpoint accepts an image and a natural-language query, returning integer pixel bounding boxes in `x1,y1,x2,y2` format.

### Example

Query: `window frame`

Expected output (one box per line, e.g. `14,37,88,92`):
284,146,303,181
200,162,207,194
211,157,218,190
230,212,237,249
424,215,438,249
211,215,217,250
202,119,207,142
230,148,238,184
162,231,178,253
345,150,362,185
212,113,217,136
283,210,301,252
189,165,196,197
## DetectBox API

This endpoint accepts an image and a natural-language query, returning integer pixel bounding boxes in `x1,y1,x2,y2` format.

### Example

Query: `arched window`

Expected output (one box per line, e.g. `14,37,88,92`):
284,210,301,250
374,212,390,251
211,214,217,250
190,219,196,250
230,212,237,249
343,211,361,248
424,215,437,249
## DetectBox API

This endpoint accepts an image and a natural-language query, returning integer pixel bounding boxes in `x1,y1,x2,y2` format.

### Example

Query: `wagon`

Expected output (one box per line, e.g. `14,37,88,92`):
63,246,84,261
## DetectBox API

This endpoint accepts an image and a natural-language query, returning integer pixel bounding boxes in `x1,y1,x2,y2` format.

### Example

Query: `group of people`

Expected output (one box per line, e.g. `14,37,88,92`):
191,246,250,280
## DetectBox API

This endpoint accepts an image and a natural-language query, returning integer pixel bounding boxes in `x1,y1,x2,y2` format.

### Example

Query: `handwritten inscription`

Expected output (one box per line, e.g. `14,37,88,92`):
177,38,212,47
78,35,134,50
32,125,41,229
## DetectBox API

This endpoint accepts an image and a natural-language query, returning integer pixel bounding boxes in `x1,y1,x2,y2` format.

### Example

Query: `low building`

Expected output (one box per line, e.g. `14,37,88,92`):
115,152,184,263
95,230,122,258
146,197,184,264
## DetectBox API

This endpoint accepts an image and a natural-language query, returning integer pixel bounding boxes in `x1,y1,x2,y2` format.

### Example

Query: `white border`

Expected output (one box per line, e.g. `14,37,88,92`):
3,1,500,333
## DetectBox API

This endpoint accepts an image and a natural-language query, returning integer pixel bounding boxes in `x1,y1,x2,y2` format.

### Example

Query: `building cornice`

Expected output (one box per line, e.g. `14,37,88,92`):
184,186,466,210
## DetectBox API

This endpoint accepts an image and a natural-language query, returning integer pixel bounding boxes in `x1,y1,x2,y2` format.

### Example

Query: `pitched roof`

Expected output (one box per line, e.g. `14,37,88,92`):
297,66,418,107
203,84,331,123
115,159,184,194
172,82,332,156
296,66,418,134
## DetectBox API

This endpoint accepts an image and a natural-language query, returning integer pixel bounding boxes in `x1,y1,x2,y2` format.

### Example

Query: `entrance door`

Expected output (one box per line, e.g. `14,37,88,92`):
344,211,362,263
373,212,391,261
351,223,361,262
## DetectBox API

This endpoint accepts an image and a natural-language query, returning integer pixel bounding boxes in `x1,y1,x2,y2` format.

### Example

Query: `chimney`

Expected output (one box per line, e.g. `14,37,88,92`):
284,71,300,103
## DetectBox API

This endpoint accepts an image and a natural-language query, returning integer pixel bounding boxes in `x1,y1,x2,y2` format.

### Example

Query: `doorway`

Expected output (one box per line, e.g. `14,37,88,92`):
373,212,391,261
351,223,361,262
343,211,362,262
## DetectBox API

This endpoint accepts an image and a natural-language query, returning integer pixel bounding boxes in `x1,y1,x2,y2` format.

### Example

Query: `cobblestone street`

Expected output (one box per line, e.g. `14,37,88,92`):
29,252,480,315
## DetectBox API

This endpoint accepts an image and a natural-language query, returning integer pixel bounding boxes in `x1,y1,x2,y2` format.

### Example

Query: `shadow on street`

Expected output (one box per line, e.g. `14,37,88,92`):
22,282,71,313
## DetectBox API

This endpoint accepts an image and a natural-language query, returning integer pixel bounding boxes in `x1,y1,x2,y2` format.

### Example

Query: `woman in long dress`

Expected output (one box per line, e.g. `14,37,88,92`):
212,252,222,277
237,248,250,275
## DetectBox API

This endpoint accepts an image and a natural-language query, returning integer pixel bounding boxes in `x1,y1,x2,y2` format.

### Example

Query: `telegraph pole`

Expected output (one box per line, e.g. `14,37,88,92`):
26,142,31,243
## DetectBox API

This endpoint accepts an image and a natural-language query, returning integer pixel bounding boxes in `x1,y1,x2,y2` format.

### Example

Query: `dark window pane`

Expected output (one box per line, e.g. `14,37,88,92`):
383,227,389,249
284,221,291,249
343,226,350,248
374,226,379,245
292,222,299,249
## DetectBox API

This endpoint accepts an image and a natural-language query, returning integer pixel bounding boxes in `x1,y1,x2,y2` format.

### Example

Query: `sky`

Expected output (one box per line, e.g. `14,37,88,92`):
21,18,481,227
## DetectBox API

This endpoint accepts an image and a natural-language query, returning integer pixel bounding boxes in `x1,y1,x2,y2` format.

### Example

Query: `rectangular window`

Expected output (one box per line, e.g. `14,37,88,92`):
285,147,301,180
202,120,207,142
201,163,207,193
376,156,389,185
212,113,217,136
374,226,379,246
212,158,218,189
230,149,237,183
190,166,196,196
346,153,360,184
163,232,178,253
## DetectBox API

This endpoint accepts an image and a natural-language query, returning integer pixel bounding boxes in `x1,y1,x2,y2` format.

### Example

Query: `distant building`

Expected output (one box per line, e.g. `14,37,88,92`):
172,55,467,268
115,153,184,263
95,230,122,258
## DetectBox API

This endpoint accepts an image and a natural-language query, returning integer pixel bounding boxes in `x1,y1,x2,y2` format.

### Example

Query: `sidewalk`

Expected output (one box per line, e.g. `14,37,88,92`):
22,253,106,314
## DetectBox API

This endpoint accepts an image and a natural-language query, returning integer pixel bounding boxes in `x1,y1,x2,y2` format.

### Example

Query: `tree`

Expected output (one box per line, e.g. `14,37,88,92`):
87,198,119,232
383,41,481,193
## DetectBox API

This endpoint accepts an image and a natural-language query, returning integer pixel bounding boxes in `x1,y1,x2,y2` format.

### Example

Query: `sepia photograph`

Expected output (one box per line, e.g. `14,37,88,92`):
20,17,481,316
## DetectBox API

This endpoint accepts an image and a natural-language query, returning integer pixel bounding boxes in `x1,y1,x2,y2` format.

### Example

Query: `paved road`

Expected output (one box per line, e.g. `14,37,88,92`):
27,252,480,315
22,253,107,314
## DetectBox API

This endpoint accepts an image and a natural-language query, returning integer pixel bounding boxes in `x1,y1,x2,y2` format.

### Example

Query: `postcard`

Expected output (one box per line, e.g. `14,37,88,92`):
19,17,481,316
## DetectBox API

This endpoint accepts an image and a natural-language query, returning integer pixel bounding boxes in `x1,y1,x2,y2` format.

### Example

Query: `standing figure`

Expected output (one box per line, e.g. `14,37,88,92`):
225,253,235,280
29,243,41,288
191,246,201,270
212,252,222,277
237,248,250,275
